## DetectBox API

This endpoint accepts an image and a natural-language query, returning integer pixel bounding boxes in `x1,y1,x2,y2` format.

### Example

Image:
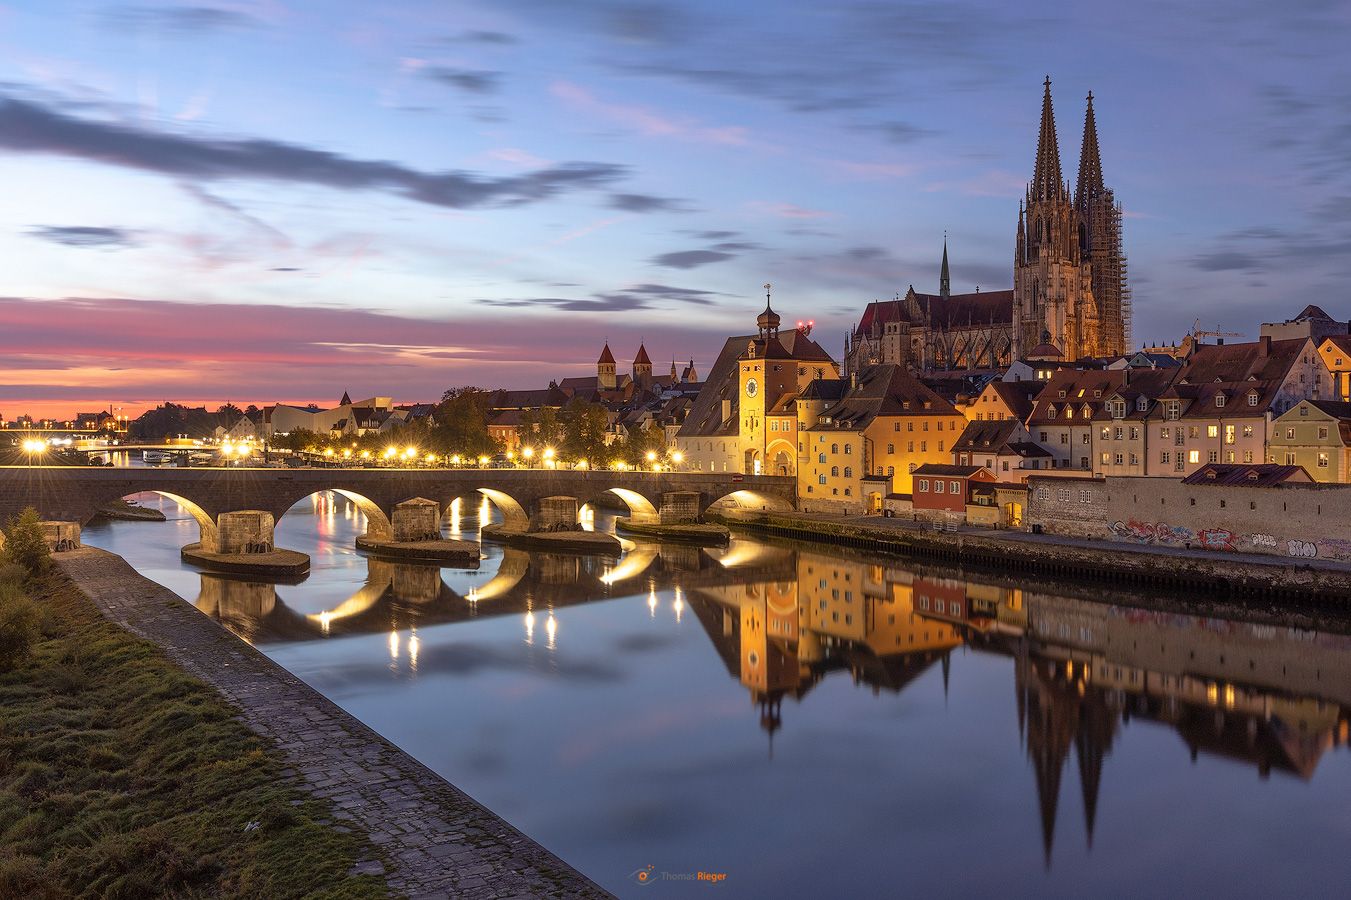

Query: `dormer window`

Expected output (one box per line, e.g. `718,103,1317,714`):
1165,401,1180,421
1082,404,1093,418
1248,470,1259,480
1057,390,1067,398
1215,394,1226,408
1247,391,1259,406
1136,396,1148,411
1064,407,1074,419
1093,390,1102,399
1047,404,1057,418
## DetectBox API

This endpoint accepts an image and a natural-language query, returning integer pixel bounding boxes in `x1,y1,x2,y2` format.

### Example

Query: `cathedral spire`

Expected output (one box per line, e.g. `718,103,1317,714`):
1076,90,1104,201
1031,76,1063,201
939,233,951,298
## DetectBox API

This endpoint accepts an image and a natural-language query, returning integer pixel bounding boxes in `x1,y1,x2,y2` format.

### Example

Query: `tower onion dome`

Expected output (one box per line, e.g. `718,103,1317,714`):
757,299,781,333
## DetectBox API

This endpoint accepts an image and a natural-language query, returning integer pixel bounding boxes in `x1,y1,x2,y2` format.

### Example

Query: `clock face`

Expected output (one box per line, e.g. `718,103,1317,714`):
745,377,759,398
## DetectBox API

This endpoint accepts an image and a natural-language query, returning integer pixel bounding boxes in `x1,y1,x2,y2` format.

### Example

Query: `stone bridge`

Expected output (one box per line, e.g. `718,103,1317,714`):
0,466,795,553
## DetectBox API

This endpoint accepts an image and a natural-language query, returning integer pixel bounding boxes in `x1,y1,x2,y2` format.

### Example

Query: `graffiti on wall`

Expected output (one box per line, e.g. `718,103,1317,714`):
1105,521,1345,561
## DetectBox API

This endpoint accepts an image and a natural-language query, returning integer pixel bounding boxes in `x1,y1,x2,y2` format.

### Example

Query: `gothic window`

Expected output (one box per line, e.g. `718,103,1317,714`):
1078,221,1089,253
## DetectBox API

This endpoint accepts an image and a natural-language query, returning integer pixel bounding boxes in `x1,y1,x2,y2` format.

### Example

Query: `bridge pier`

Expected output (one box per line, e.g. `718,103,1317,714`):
217,511,276,554
530,496,580,533
391,498,441,542
660,491,701,525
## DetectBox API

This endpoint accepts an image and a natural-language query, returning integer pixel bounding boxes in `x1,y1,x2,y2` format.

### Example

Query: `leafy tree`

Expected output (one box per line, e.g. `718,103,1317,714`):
622,420,668,466
559,398,610,464
517,406,565,456
2,508,51,579
431,388,498,457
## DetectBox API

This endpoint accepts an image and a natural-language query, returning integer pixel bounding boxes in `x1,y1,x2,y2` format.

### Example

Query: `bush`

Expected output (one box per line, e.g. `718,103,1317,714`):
0,579,39,672
1,509,50,579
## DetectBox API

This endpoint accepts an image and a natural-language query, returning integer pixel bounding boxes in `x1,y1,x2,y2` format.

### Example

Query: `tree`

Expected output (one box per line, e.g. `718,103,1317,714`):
517,406,565,456
2,508,51,579
559,398,610,464
431,388,498,457
622,420,668,466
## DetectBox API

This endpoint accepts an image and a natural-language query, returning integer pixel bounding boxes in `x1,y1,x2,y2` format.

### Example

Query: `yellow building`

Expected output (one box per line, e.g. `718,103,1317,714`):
1318,335,1351,402
799,365,966,514
1268,399,1351,483
674,295,837,475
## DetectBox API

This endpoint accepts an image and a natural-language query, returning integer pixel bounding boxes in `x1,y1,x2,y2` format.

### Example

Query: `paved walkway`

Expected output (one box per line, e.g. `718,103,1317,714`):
57,548,613,900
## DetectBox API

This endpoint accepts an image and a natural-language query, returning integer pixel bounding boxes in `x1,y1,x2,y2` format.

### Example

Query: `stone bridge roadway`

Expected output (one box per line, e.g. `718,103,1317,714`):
0,466,796,553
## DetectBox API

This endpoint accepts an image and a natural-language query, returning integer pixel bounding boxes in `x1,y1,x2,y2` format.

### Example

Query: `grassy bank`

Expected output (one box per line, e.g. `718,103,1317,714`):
0,562,388,897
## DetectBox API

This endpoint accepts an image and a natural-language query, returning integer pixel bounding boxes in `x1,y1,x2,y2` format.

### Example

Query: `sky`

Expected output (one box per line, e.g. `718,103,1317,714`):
1,0,1349,419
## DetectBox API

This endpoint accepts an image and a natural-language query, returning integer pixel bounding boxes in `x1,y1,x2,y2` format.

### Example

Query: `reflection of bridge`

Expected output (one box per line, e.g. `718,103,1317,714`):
196,541,798,643
0,466,794,553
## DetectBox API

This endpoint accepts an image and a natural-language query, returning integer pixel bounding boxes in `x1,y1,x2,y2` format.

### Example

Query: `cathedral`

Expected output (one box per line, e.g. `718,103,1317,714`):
847,79,1129,374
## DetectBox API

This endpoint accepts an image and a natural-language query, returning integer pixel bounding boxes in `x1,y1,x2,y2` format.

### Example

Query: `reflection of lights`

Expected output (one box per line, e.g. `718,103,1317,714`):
318,611,333,635
467,586,479,603
673,587,684,623
524,610,536,645
388,630,400,661
647,589,657,617
545,613,557,650
409,631,420,672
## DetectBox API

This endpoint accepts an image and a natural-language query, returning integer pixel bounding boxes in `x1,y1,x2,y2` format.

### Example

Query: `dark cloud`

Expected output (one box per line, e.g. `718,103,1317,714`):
108,5,258,32
651,249,734,269
607,192,687,212
693,229,737,240
455,30,517,45
424,67,502,95
480,282,719,312
1191,250,1265,272
0,94,625,209
28,225,136,248
873,121,936,144
607,3,693,43
270,266,302,272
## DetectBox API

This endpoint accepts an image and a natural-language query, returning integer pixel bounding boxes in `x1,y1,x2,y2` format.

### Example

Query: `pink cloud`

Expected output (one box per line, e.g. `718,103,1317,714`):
550,80,752,148
0,296,740,419
746,200,834,219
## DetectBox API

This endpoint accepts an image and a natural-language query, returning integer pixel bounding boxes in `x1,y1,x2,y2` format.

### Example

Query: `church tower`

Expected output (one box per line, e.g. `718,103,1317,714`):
1075,92,1129,356
598,342,617,390
1013,78,1100,361
633,342,653,391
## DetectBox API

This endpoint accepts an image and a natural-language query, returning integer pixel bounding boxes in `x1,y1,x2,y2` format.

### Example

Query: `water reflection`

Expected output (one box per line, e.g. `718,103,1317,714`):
84,490,1351,895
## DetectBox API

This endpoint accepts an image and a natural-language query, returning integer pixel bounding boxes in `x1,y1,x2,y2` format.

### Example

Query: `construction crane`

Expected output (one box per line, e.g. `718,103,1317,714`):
1190,319,1242,341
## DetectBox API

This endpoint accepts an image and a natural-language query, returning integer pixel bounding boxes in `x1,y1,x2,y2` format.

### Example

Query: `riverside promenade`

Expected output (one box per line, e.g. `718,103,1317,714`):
714,509,1351,602
56,548,612,900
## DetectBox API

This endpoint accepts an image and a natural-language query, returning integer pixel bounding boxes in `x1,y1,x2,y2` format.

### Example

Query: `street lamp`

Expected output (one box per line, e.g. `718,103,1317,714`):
523,447,534,467
671,450,684,469
543,447,555,469
22,438,45,465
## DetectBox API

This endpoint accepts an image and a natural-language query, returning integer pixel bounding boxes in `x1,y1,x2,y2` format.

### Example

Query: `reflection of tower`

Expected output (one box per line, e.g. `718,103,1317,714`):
1015,648,1117,867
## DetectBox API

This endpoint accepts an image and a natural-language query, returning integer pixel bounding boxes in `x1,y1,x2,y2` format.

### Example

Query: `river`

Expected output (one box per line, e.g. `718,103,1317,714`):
80,490,1351,898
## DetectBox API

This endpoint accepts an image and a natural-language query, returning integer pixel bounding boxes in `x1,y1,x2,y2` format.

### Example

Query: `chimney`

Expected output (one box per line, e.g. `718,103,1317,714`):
850,372,858,390
1259,335,1271,357
721,398,732,423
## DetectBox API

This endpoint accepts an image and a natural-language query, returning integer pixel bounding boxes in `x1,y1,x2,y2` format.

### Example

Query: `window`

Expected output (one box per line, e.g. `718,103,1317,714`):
818,453,826,464
950,480,960,494
1300,405,1308,417
844,466,852,478
1243,425,1254,438
1286,451,1297,465
831,443,839,453
1100,426,1110,440
907,441,914,452
1247,392,1259,406
918,479,929,492
1060,433,1068,444
844,444,852,455
1114,452,1124,465
888,466,895,476
1114,426,1124,440
921,441,927,452
1188,450,1200,464
1225,451,1234,463
1175,456,1185,472
1161,451,1171,464
894,422,900,431
1082,433,1091,444
1207,425,1219,438
1318,452,1329,468
1319,426,1329,440
1243,450,1254,463
939,440,944,451
1100,452,1111,465
1129,452,1139,465
1130,427,1140,440
908,422,914,432
818,475,826,485
887,443,895,454
1286,427,1295,440
1039,431,1048,442
1174,431,1184,446
923,422,930,431
933,480,944,493
1215,394,1226,408
1165,402,1180,420
1207,450,1218,463
1080,490,1092,503
831,466,839,477
1224,424,1235,444
1161,427,1170,439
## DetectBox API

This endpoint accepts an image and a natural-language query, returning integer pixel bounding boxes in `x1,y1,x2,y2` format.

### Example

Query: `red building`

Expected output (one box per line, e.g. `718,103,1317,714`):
912,463,996,514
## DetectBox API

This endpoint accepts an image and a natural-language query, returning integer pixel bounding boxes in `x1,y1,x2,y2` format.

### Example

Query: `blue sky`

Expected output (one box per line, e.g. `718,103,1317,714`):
1,0,1348,415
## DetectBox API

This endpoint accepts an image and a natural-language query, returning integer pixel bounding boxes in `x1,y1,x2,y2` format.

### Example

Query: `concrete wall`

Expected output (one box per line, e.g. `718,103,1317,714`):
1029,474,1351,562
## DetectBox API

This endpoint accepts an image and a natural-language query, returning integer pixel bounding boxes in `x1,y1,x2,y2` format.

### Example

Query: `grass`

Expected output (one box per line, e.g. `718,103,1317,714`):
0,569,390,899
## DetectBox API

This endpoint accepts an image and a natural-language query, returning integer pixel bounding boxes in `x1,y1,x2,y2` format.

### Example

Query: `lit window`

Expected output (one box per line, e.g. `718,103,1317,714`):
1188,450,1200,464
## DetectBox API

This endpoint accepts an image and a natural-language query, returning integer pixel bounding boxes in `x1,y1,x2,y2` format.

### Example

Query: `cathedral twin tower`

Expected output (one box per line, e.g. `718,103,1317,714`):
1013,78,1129,361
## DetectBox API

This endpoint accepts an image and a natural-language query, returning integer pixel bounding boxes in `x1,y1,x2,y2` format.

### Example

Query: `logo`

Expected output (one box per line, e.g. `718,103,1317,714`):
630,865,656,887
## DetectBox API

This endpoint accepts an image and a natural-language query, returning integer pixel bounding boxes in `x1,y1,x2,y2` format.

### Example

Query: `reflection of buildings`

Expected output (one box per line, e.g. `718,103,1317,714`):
196,535,1351,870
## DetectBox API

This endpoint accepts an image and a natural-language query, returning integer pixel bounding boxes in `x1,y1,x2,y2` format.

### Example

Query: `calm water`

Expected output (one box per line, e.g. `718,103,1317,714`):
81,491,1351,898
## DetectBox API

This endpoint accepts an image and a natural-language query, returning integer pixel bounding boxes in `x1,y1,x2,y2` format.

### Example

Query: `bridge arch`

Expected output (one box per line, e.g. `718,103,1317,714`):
706,488,795,517
580,487,660,529
277,489,393,542
127,490,220,553
475,488,530,532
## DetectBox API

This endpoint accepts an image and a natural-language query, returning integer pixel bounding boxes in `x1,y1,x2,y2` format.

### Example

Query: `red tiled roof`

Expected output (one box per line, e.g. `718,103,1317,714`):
598,343,615,364
855,290,1013,335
